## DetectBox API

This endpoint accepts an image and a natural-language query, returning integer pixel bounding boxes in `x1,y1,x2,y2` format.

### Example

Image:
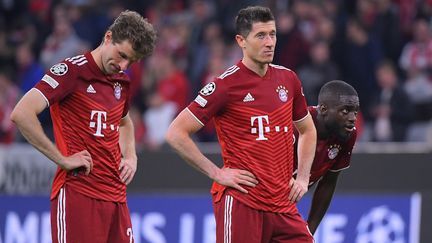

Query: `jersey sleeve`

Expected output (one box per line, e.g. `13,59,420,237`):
290,71,309,122
330,129,358,172
186,78,228,125
34,62,78,106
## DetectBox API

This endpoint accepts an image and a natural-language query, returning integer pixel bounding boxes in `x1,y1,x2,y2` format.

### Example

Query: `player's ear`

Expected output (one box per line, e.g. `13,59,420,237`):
319,104,328,115
235,34,246,48
104,31,113,44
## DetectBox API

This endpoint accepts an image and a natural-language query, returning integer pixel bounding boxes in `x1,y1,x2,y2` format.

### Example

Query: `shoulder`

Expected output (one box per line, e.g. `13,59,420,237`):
269,63,295,75
217,65,241,80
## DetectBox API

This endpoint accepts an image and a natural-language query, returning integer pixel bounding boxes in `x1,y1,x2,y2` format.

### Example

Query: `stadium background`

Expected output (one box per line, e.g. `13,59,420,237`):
0,0,431,242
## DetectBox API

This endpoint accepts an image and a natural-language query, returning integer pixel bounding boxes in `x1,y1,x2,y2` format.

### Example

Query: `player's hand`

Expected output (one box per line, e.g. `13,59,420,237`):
60,150,93,175
214,167,259,194
119,156,137,185
288,177,308,202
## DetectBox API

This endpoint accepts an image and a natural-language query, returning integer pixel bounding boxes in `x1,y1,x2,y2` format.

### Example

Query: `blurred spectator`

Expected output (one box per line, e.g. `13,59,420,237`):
399,18,432,77
14,42,45,93
298,40,339,105
273,11,309,69
143,52,190,149
40,4,90,69
403,68,432,121
372,0,402,63
368,60,414,142
343,17,383,114
0,69,19,144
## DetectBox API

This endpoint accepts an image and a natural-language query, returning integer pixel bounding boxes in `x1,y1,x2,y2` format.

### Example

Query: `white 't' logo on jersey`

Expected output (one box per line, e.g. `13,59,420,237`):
89,110,107,137
250,115,290,141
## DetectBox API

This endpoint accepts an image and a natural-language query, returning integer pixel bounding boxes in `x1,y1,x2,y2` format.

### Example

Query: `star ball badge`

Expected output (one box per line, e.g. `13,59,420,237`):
327,144,341,160
276,85,288,102
114,82,122,100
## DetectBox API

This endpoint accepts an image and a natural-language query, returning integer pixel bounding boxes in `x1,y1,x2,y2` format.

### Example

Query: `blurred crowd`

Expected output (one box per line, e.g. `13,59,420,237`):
1,0,432,150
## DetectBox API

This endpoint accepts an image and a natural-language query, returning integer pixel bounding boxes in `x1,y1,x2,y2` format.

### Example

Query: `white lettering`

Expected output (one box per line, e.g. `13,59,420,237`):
142,213,166,243
40,213,51,243
131,213,141,243
321,214,347,243
89,110,107,137
202,214,216,243
179,213,194,243
251,115,269,140
5,212,38,243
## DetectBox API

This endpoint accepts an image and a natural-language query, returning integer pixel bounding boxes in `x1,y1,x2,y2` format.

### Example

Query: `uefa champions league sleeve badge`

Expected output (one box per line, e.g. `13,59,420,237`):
113,82,122,100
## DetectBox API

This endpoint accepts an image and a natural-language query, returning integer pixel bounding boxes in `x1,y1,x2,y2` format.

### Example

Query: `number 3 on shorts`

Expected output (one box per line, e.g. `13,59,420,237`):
127,227,133,243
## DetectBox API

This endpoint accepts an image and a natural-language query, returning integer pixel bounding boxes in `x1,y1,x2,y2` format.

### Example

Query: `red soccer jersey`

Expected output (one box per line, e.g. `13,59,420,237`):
188,61,309,213
34,53,130,202
294,107,357,186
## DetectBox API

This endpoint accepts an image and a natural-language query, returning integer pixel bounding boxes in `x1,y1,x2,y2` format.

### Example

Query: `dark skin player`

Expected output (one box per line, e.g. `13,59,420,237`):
303,80,360,234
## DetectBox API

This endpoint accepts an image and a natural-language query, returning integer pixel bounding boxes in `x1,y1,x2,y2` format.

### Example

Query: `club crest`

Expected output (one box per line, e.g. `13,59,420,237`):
328,144,341,160
114,82,122,100
276,85,288,102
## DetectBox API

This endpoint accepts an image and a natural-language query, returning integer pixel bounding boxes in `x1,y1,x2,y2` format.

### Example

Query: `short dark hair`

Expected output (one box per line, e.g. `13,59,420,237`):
318,80,358,104
108,10,157,58
235,6,275,37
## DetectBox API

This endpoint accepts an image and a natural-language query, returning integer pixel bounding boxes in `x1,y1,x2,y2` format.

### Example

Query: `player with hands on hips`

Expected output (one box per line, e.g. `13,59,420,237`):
166,6,316,243
11,10,156,243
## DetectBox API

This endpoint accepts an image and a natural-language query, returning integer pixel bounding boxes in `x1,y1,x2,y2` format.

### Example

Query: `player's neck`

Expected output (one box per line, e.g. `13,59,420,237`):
91,47,103,73
241,58,268,77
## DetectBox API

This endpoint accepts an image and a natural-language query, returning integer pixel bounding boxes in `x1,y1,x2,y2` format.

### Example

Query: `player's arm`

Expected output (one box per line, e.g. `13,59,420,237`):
289,114,316,202
307,171,340,234
166,109,258,193
118,113,137,185
10,89,93,174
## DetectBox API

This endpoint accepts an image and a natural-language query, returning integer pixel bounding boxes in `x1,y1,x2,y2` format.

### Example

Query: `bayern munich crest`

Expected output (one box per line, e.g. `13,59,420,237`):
276,85,288,102
328,144,341,159
113,82,122,100
50,63,68,76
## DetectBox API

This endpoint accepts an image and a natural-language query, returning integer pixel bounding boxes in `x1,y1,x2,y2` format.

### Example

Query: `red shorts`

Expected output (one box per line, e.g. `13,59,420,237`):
51,186,134,243
213,192,314,243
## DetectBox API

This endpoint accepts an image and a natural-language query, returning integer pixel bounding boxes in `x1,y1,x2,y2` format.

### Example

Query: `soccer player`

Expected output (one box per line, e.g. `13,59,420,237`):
293,80,360,235
10,10,156,242
166,6,317,243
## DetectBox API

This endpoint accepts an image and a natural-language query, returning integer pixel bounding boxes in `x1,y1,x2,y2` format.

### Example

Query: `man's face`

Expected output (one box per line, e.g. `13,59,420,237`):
323,95,360,140
238,21,276,64
101,32,138,75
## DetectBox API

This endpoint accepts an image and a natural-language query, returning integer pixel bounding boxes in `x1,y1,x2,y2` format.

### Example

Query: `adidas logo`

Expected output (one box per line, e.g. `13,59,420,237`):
86,84,96,93
243,93,255,102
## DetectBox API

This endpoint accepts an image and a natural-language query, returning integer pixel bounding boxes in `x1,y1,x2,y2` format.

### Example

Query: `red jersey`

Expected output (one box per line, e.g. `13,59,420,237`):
294,107,357,186
188,61,309,213
34,53,130,202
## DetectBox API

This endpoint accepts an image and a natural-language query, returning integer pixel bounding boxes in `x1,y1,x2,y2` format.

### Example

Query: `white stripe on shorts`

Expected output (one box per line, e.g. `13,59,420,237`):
224,195,233,243
57,188,67,243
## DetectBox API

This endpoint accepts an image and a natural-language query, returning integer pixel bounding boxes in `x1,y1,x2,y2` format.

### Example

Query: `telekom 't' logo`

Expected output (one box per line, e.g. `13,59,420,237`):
250,115,290,140
89,110,107,137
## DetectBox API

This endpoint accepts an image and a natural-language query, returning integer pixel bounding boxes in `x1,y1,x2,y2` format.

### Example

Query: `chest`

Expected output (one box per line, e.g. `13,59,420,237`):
227,77,296,112
315,141,343,165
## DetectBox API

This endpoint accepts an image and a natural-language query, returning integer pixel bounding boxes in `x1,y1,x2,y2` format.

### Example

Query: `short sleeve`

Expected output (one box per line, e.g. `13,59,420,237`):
187,78,228,125
290,71,309,122
34,62,77,106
